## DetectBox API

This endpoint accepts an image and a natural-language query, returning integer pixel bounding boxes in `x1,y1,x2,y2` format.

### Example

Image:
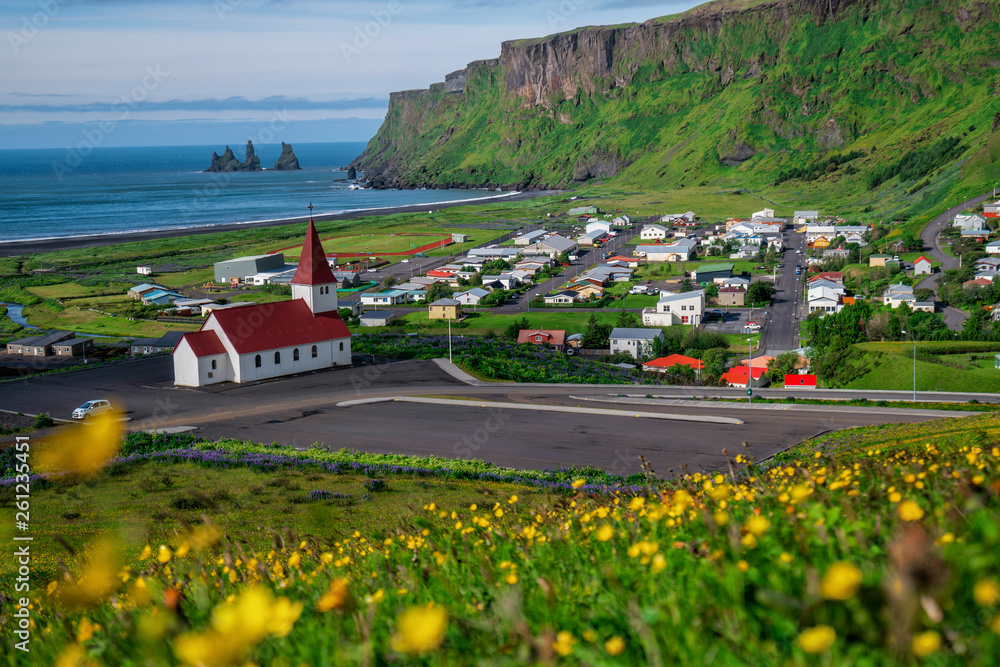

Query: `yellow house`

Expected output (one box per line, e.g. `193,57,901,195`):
428,298,462,320
869,253,892,267
811,236,831,249
568,282,605,299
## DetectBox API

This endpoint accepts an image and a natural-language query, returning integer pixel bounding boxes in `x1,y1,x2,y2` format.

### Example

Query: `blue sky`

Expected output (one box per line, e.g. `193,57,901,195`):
0,0,702,148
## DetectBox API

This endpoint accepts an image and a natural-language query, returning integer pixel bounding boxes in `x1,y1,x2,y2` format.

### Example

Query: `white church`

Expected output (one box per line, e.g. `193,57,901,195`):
172,222,352,387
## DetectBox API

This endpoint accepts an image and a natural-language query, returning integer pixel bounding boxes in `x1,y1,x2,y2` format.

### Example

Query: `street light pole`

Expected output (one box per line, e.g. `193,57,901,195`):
902,329,916,401
448,317,453,363
747,337,753,404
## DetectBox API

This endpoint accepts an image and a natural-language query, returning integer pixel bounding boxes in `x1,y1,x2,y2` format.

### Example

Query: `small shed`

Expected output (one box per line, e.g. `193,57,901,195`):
451,233,468,243
359,311,396,327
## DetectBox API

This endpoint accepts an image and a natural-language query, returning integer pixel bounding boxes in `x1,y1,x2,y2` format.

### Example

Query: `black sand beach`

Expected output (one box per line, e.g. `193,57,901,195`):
0,190,563,256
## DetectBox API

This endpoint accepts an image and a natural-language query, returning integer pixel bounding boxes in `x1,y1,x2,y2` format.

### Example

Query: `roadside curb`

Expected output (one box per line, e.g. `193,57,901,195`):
336,395,744,424
430,358,486,386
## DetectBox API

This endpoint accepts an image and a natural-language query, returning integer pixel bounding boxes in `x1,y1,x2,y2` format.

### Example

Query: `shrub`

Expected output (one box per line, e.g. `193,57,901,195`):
364,479,389,493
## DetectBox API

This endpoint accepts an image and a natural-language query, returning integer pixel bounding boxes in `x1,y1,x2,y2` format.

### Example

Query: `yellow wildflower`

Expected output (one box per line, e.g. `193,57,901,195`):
505,572,518,585
596,525,615,542
744,515,769,536
552,631,576,657
317,578,352,612
157,545,172,564
605,635,626,656
37,409,123,477
898,500,924,522
820,561,862,601
390,602,448,655
974,579,1000,607
911,631,941,657
76,618,94,643
571,479,586,489
797,625,836,653
628,497,645,512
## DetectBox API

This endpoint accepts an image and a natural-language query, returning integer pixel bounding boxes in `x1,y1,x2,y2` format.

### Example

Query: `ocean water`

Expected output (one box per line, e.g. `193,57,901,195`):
0,143,499,243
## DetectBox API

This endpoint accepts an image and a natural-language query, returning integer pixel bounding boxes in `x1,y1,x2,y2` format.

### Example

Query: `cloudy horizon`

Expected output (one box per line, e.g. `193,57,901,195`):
0,0,702,149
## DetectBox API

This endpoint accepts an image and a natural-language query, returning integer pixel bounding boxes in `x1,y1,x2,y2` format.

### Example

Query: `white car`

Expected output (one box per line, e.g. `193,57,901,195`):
72,399,113,420
400,259,410,263
366,269,377,273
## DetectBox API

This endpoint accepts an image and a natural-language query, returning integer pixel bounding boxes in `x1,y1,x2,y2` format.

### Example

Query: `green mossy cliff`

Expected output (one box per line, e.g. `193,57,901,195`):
352,0,1000,211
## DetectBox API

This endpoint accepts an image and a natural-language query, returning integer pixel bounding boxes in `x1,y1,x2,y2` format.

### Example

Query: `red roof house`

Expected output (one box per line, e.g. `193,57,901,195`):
517,329,566,351
721,366,768,388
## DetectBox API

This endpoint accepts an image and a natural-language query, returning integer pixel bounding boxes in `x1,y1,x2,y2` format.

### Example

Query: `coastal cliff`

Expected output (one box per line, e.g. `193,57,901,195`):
352,0,1000,198
273,142,302,170
206,141,262,172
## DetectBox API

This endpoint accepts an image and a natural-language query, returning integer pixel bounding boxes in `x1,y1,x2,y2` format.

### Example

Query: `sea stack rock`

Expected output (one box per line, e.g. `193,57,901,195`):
273,142,301,170
205,141,263,172
241,140,262,171
347,165,357,180
205,146,241,172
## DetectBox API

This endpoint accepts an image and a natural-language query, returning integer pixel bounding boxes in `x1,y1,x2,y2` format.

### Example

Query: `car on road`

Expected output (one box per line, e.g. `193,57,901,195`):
744,321,761,330
72,399,113,420
366,269,377,273
400,259,410,263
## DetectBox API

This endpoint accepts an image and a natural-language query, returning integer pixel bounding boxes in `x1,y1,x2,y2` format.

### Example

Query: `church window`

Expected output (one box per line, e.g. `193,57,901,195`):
255,355,261,368
339,342,344,351
274,351,281,364
211,359,217,370
293,348,299,361
311,345,318,358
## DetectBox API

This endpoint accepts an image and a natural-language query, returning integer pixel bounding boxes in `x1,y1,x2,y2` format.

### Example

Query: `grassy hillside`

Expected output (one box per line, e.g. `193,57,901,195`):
2,413,1000,664
357,0,1000,228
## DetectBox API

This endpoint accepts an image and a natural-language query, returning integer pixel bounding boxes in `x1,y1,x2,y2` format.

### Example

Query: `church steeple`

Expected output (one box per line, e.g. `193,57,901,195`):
291,220,338,314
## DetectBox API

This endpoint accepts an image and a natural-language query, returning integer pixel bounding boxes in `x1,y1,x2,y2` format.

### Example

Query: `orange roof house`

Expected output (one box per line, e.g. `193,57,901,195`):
721,366,768,388
643,354,704,373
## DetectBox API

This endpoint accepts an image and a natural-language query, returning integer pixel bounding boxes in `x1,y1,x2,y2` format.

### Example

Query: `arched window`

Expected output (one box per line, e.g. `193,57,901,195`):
211,359,217,370
293,348,299,361
255,355,261,368
339,342,344,351
311,345,318,358
274,351,281,364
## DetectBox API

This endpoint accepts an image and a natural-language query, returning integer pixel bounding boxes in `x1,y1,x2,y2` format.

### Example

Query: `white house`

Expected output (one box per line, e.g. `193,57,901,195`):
361,290,407,306
453,287,490,305
913,256,933,276
522,234,577,258
985,241,1000,255
543,290,578,305
609,328,664,360
514,229,547,246
636,238,697,262
883,283,916,309
953,214,986,231
642,290,705,326
172,222,351,387
640,224,669,240
793,210,819,225
137,266,153,276
807,286,845,314
577,231,607,246
752,208,775,219
613,215,632,227
585,220,613,235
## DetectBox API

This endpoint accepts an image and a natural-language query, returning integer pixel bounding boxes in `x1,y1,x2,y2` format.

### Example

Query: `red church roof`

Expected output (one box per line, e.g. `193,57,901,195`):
173,329,226,357
206,300,350,355
291,221,337,286
643,354,704,370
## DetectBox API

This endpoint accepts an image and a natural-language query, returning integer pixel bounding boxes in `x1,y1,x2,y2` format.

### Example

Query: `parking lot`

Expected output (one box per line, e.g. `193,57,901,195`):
703,309,766,335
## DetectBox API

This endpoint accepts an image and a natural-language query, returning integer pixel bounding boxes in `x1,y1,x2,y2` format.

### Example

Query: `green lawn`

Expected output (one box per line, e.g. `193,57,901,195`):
24,303,199,338
399,309,625,334
846,353,1000,393
26,282,115,299
156,267,215,289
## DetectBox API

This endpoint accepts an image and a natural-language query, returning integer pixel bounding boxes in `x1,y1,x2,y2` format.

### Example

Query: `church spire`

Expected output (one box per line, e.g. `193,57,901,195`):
291,220,336,286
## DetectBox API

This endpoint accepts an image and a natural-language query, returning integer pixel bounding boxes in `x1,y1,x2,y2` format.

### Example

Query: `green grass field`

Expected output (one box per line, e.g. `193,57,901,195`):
23,303,200,338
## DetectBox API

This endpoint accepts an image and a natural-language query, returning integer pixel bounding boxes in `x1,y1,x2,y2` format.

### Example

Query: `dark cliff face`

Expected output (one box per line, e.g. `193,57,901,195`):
273,142,302,170
351,0,999,193
205,141,263,172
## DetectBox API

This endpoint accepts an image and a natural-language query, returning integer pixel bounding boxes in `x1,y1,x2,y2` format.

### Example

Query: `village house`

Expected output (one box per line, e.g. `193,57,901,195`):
642,354,703,377
172,222,351,387
721,366,768,388
642,290,705,327
453,287,490,305
543,290,578,305
517,329,566,351
514,229,547,246
428,298,462,320
717,285,746,307
522,234,577,259
609,328,664,360
636,238,697,262
953,213,986,231
6,330,79,357
585,220,613,235
913,256,933,276
640,224,670,240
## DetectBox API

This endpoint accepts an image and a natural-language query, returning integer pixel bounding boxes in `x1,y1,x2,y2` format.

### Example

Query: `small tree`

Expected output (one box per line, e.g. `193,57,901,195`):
504,317,531,341
746,280,774,305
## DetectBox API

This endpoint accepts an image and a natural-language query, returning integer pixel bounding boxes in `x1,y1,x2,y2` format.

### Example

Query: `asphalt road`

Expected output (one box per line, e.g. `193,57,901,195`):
0,357,984,475
761,229,807,355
